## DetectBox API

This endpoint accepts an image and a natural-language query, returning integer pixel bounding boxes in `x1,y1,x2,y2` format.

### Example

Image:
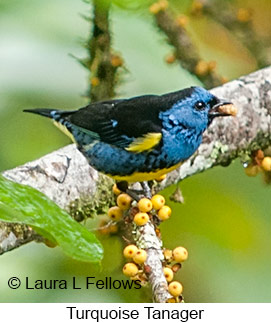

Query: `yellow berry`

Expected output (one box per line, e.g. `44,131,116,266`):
157,205,172,221
173,246,188,262
262,157,271,171
138,198,153,213
168,281,183,297
123,244,138,259
112,183,121,196
108,206,123,221
122,263,138,277
163,267,174,282
117,193,132,210
133,212,149,226
133,249,147,264
151,194,165,210
163,248,173,261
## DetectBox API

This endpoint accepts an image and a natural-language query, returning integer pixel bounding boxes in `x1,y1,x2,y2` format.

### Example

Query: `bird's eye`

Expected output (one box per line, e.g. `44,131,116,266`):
194,101,206,111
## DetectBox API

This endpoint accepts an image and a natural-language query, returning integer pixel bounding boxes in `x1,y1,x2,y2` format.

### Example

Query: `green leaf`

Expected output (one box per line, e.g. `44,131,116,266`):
0,175,103,263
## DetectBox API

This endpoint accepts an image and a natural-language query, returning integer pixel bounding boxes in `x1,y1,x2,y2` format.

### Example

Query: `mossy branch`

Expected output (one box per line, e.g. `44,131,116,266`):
85,0,123,101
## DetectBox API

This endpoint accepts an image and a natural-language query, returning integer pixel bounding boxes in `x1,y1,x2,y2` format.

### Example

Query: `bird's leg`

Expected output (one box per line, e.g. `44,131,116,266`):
141,181,152,199
116,181,142,201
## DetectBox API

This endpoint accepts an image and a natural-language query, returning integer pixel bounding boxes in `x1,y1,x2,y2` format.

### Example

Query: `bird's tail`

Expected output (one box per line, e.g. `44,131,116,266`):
23,108,58,119
23,108,74,121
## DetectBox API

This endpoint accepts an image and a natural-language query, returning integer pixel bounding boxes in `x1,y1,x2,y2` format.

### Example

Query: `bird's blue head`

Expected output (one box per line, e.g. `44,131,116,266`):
160,86,232,135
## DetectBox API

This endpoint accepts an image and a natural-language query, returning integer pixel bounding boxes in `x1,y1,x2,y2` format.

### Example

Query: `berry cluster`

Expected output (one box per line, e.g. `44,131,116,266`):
245,149,271,183
100,183,188,302
122,244,148,285
163,246,188,302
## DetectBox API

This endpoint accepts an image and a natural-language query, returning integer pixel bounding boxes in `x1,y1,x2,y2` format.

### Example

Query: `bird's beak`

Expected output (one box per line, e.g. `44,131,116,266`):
208,100,237,118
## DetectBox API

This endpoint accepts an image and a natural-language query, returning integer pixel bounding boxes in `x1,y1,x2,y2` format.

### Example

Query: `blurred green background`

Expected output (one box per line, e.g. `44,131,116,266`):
0,0,271,302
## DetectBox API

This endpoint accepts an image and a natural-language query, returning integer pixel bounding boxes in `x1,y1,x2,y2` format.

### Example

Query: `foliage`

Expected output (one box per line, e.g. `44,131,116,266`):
0,175,103,263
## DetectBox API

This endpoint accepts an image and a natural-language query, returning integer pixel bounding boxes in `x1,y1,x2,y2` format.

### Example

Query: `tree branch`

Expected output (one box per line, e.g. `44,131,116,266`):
196,0,271,68
85,0,123,101
1,67,271,301
150,2,223,88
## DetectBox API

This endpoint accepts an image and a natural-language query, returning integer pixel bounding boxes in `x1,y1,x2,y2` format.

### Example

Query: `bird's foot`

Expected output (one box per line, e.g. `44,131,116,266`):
140,181,152,199
116,181,142,201
116,181,152,201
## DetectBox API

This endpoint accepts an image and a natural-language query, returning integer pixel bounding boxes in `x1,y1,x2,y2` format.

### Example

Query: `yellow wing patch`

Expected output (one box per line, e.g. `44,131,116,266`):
125,132,162,153
53,121,76,143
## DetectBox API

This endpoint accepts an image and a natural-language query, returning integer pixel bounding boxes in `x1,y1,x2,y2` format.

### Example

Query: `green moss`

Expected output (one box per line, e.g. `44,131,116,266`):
68,175,115,221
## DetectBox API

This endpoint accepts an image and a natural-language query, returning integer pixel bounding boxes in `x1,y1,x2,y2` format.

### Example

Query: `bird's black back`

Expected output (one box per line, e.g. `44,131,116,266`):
68,87,195,141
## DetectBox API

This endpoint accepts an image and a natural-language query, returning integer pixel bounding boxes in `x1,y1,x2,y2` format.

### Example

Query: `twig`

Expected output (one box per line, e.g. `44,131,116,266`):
85,0,123,101
196,0,270,68
151,2,223,89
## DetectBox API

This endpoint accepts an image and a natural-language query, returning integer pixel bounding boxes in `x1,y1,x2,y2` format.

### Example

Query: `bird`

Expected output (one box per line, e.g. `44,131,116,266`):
24,86,235,191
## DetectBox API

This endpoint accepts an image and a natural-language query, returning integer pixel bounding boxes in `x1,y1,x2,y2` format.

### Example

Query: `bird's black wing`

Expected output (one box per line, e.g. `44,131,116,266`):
67,96,165,151
67,88,194,151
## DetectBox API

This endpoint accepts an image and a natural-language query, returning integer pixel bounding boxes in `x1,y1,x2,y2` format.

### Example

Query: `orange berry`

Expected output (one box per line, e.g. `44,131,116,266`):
111,55,123,67
112,183,121,195
123,244,138,259
168,281,183,297
262,157,271,171
195,60,209,76
117,193,132,210
91,77,100,87
108,206,123,221
173,246,188,262
245,164,260,177
151,194,165,210
163,267,174,282
191,0,203,14
176,15,189,28
138,198,153,213
133,212,149,226
149,0,168,14
237,8,252,23
133,249,147,264
157,205,172,221
123,263,138,277
165,54,176,64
